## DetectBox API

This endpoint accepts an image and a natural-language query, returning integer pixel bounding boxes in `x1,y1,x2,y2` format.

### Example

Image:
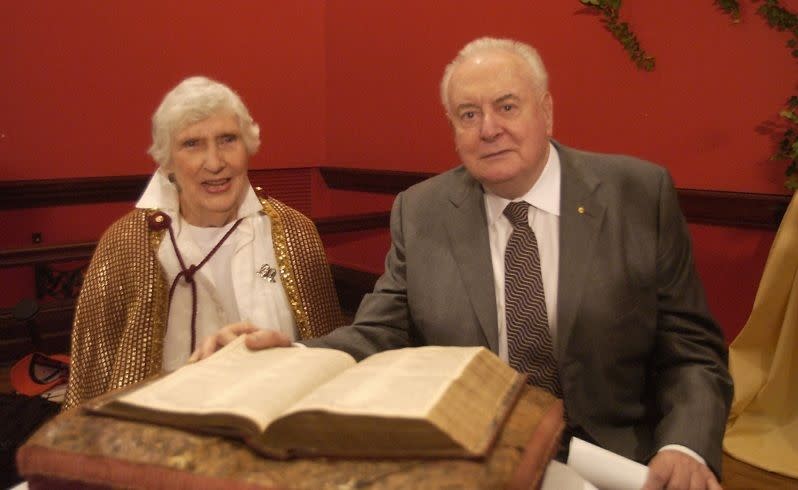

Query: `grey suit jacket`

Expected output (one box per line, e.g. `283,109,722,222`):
306,142,732,474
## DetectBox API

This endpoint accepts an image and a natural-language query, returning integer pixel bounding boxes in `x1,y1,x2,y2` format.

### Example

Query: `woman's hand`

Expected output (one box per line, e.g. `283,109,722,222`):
188,322,291,363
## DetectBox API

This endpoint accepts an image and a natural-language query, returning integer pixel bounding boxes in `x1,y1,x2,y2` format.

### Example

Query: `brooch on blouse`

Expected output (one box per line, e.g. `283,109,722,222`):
257,263,277,283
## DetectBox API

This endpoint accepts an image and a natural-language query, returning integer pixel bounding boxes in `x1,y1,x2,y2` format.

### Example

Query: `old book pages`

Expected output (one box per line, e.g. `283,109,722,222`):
90,337,356,438
263,345,523,457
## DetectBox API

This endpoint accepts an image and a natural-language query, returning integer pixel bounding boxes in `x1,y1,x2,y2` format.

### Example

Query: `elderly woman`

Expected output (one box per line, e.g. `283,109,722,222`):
63,77,343,409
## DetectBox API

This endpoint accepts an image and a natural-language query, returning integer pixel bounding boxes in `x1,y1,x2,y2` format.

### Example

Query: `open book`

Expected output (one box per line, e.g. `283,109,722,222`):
85,337,526,460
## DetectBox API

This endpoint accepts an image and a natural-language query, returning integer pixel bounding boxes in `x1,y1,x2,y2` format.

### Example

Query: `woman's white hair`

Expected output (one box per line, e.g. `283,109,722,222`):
148,76,261,166
440,37,549,113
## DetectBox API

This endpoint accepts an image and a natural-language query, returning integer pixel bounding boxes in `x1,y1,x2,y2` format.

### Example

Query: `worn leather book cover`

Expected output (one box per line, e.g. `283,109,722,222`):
18,386,564,490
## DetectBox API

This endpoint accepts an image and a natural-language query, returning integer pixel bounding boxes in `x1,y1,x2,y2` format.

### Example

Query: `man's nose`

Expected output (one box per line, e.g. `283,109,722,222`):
480,112,502,140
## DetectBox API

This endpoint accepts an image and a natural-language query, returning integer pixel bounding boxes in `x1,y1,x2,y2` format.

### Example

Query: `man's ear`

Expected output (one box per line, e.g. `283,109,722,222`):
445,112,461,153
542,91,554,135
445,111,455,130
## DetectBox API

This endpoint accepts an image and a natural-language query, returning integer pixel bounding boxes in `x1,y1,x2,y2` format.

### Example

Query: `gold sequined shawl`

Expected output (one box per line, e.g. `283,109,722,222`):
63,197,344,410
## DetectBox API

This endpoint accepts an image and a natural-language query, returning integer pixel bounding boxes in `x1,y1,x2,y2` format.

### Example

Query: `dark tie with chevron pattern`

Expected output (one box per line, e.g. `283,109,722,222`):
503,201,562,397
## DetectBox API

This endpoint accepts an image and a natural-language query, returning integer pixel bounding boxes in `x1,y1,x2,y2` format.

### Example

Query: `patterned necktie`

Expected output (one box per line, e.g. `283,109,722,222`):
503,201,562,397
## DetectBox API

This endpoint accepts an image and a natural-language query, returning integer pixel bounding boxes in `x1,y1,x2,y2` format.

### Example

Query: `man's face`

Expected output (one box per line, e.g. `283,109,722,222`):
447,49,553,199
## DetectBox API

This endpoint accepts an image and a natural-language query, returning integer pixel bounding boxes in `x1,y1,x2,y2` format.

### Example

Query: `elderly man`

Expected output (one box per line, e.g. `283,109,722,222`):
198,37,732,489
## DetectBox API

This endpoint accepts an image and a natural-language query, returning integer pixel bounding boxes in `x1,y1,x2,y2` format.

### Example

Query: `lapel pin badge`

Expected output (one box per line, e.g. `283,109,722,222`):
577,206,586,215
257,264,277,283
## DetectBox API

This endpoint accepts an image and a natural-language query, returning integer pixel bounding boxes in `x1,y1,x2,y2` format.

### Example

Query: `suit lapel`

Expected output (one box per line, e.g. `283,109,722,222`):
443,170,499,352
556,144,606,358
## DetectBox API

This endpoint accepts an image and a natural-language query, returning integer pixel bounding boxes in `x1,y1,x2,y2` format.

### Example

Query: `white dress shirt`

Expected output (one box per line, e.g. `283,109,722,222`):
485,143,561,363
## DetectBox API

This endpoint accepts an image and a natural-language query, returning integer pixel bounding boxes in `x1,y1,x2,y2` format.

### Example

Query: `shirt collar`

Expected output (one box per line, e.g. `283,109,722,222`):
135,167,263,221
484,142,561,226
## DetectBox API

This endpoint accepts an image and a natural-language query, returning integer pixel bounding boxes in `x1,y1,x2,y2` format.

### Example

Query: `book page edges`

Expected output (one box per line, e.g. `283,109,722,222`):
428,349,527,455
260,412,475,458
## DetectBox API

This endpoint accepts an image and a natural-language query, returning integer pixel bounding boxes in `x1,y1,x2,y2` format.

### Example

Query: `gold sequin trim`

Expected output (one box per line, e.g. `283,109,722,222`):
145,209,168,374
262,197,345,340
261,198,312,339
64,209,169,409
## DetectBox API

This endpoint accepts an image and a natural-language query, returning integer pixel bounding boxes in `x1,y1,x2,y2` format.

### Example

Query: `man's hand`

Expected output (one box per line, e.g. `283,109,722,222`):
188,322,291,363
643,450,722,490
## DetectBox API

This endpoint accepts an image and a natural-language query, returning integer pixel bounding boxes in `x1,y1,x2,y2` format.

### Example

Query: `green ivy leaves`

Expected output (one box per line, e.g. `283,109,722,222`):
581,0,797,189
580,0,655,71
715,0,741,22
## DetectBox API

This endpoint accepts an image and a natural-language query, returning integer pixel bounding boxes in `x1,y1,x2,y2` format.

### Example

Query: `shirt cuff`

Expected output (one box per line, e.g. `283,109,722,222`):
658,445,706,465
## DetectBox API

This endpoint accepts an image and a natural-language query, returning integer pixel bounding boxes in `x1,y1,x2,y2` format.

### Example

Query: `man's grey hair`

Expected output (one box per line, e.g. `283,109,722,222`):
148,76,261,166
440,37,549,113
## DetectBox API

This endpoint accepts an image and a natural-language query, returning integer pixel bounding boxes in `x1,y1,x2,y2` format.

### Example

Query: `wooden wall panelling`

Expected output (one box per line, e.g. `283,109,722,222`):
2,169,790,228
1,168,792,364
0,176,149,209
0,299,75,364
319,168,792,230
0,168,316,213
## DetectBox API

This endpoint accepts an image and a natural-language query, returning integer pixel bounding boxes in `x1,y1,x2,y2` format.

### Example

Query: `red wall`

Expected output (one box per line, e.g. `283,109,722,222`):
322,0,795,340
2,1,795,340
324,1,796,194
0,1,329,308
1,1,326,180
690,223,776,340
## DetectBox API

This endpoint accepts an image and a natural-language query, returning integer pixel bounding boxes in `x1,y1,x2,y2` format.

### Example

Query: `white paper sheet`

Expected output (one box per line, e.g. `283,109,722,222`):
541,460,599,490
567,437,649,490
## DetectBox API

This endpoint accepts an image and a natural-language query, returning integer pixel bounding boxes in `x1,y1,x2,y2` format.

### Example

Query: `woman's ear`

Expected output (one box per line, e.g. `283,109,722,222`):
162,166,181,192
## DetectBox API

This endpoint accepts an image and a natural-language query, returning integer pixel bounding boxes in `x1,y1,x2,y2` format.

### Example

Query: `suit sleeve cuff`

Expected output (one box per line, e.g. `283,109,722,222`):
658,444,706,465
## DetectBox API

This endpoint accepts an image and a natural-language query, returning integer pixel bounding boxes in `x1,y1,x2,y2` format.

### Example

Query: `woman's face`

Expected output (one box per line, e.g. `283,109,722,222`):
165,112,250,227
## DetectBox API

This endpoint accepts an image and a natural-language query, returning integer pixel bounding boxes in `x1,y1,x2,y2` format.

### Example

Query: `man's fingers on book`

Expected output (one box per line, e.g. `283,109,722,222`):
644,451,719,490
218,327,247,346
189,325,285,362
189,322,261,363
643,452,673,490
218,322,259,347
188,337,214,363
226,321,260,336
692,470,721,490
694,465,722,490
245,330,291,350
188,335,219,363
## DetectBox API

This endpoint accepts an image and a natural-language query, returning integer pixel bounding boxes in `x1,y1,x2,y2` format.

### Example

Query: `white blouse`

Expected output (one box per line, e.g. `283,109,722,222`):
136,169,296,371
